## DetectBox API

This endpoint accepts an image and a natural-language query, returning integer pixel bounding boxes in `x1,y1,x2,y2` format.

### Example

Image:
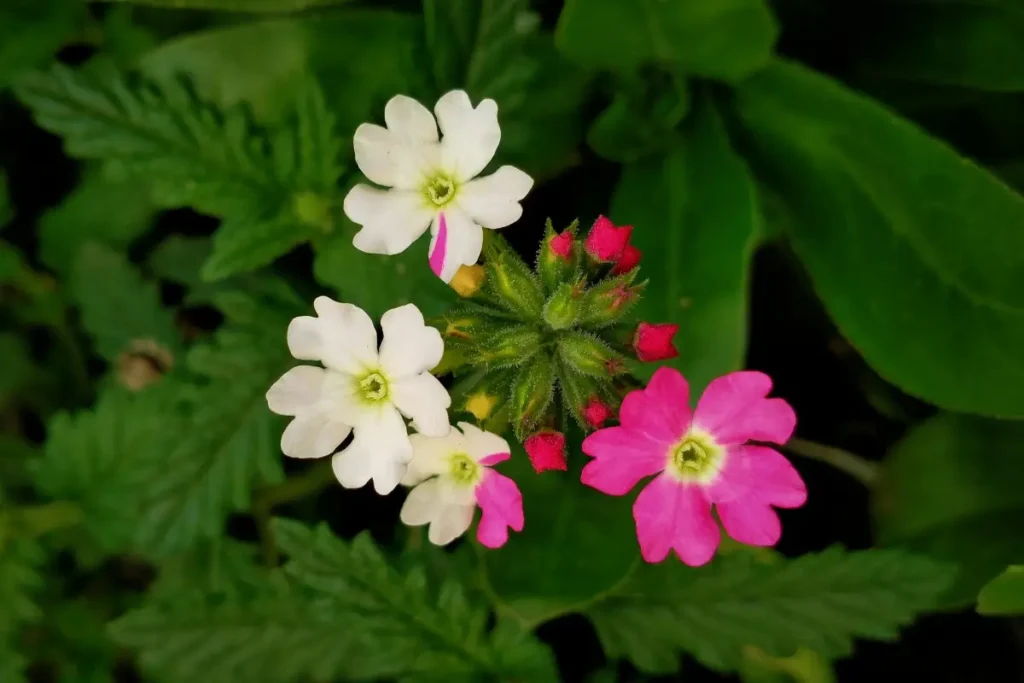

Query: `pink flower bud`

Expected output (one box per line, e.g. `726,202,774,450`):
582,396,613,428
584,216,632,263
549,230,574,261
633,322,679,362
610,244,642,275
524,430,567,473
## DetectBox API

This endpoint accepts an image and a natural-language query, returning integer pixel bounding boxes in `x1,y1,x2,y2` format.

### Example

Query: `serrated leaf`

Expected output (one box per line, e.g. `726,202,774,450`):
0,486,44,683
99,0,352,11
0,0,83,87
148,235,212,289
586,547,954,673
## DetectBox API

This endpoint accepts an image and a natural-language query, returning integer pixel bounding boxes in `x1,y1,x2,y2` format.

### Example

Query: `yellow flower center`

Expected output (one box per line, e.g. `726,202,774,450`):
448,453,481,485
667,430,724,483
357,371,389,402
423,173,457,207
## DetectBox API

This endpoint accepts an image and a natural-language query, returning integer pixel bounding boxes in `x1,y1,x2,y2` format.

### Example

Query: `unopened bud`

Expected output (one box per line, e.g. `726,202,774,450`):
524,430,567,473
510,354,555,437
484,237,544,319
610,244,642,275
584,215,632,263
558,331,628,378
449,264,486,298
476,326,543,368
538,218,578,292
118,339,174,391
542,282,583,330
580,271,646,327
634,322,679,362
582,396,614,428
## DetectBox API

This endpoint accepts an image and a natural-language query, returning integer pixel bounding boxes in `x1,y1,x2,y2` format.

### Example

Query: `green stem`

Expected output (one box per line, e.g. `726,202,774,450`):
785,438,879,487
251,460,336,566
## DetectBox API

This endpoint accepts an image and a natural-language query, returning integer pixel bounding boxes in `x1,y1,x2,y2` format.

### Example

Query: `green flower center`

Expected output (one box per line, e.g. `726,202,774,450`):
667,432,723,482
423,173,457,207
448,453,480,485
358,371,389,402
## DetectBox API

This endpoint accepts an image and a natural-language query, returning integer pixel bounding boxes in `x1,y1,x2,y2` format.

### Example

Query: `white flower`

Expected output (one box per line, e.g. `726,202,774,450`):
343,90,534,283
266,297,451,495
400,422,524,548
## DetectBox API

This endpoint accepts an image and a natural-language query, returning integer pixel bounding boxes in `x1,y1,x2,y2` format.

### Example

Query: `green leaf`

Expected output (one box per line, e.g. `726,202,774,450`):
555,0,777,81
0,333,33,402
97,0,352,11
858,1,1024,92
585,547,954,673
611,95,759,392
70,243,179,363
873,413,1024,607
148,235,212,289
734,60,1024,417
0,0,83,87
0,484,44,683
978,565,1024,615
0,170,11,228
739,646,836,683
588,75,689,162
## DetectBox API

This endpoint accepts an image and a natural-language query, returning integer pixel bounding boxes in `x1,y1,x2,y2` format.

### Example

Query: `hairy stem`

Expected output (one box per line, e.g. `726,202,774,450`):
785,438,879,487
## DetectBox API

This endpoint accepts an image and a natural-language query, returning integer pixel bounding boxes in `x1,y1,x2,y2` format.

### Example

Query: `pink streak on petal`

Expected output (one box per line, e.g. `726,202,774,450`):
693,371,796,445
633,475,719,566
581,427,667,495
619,367,692,443
717,502,782,547
708,445,807,508
429,212,447,278
478,451,510,467
475,470,524,549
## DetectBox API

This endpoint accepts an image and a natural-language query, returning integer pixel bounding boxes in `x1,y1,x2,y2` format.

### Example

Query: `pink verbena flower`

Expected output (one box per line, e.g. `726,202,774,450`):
581,368,805,566
584,216,632,262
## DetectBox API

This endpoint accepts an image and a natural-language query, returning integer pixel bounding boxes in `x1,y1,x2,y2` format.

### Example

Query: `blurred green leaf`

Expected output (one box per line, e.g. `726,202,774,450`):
148,235,213,289
555,0,777,81
588,75,689,162
0,0,83,87
97,0,352,11
585,547,953,673
874,413,1024,607
858,1,1024,92
739,646,836,683
0,334,33,402
0,484,44,683
612,95,758,392
978,565,1024,615
0,171,11,228
735,60,1024,417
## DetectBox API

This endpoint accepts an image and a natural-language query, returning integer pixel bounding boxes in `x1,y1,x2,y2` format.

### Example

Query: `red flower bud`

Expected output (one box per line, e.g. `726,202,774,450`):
584,216,632,262
524,430,567,473
610,244,642,275
549,230,574,261
633,322,679,362
582,396,613,428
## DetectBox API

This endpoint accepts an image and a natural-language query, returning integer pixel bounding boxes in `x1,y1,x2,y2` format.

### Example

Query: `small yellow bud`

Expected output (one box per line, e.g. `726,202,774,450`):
464,391,499,421
449,265,486,297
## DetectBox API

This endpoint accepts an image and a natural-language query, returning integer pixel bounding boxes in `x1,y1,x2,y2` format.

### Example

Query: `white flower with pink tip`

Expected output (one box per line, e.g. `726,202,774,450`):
343,91,533,283
266,297,451,495
400,422,524,548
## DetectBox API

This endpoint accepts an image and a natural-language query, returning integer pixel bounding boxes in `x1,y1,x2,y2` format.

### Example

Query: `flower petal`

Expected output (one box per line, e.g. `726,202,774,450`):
435,90,500,181
428,502,476,546
693,371,796,445
457,166,533,229
384,94,438,144
717,502,782,547
428,209,484,283
346,185,433,255
391,373,451,437
333,405,411,493
581,427,666,495
475,470,524,548
288,297,377,373
400,477,444,525
458,422,510,464
378,303,444,377
633,475,719,566
266,366,325,416
708,445,807,508
403,429,467,486
353,123,439,189
619,368,692,444
281,411,351,460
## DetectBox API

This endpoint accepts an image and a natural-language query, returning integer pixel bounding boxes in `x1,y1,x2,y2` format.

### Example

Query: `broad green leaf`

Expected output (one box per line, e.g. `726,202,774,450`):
555,0,777,81
611,96,759,392
0,0,83,87
588,75,689,162
480,440,638,627
734,60,1024,417
873,413,1024,606
97,0,351,11
978,565,1024,615
70,243,180,363
586,547,953,673
857,1,1024,92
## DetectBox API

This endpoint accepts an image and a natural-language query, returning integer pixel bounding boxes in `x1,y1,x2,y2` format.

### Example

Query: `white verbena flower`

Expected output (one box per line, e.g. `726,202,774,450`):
266,297,451,495
400,422,524,548
343,90,534,283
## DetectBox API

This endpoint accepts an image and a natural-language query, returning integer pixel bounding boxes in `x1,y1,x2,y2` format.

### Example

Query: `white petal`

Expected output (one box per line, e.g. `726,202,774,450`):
400,478,445,526
345,185,434,255
427,503,476,546
286,316,322,362
458,422,511,462
267,366,325,416
402,430,467,486
332,448,372,489
353,123,440,189
281,412,351,460
311,297,378,373
337,405,412,494
457,166,533,229
385,95,438,144
428,208,483,283
391,373,451,437
435,90,500,181
378,303,444,378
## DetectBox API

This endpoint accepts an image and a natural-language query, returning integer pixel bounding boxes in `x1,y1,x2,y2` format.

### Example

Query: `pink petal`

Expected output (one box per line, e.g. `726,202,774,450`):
428,212,448,278
693,371,796,445
478,451,510,466
581,427,666,495
618,367,692,443
709,445,806,507
524,431,567,473
633,475,719,566
717,501,782,547
475,470,524,549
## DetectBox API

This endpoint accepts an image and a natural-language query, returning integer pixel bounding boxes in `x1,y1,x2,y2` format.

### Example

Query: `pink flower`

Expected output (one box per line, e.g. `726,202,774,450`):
548,230,574,261
633,322,679,362
582,396,613,428
581,368,805,566
584,216,632,262
610,244,642,275
524,430,567,472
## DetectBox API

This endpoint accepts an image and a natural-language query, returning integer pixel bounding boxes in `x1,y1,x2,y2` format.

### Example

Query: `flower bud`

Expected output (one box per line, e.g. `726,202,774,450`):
510,354,555,437
464,388,501,422
475,325,543,369
582,396,614,428
634,322,679,362
558,331,628,378
584,215,632,263
610,244,642,275
538,218,578,292
524,430,567,473
484,242,545,320
580,271,646,327
542,282,584,330
449,264,486,298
